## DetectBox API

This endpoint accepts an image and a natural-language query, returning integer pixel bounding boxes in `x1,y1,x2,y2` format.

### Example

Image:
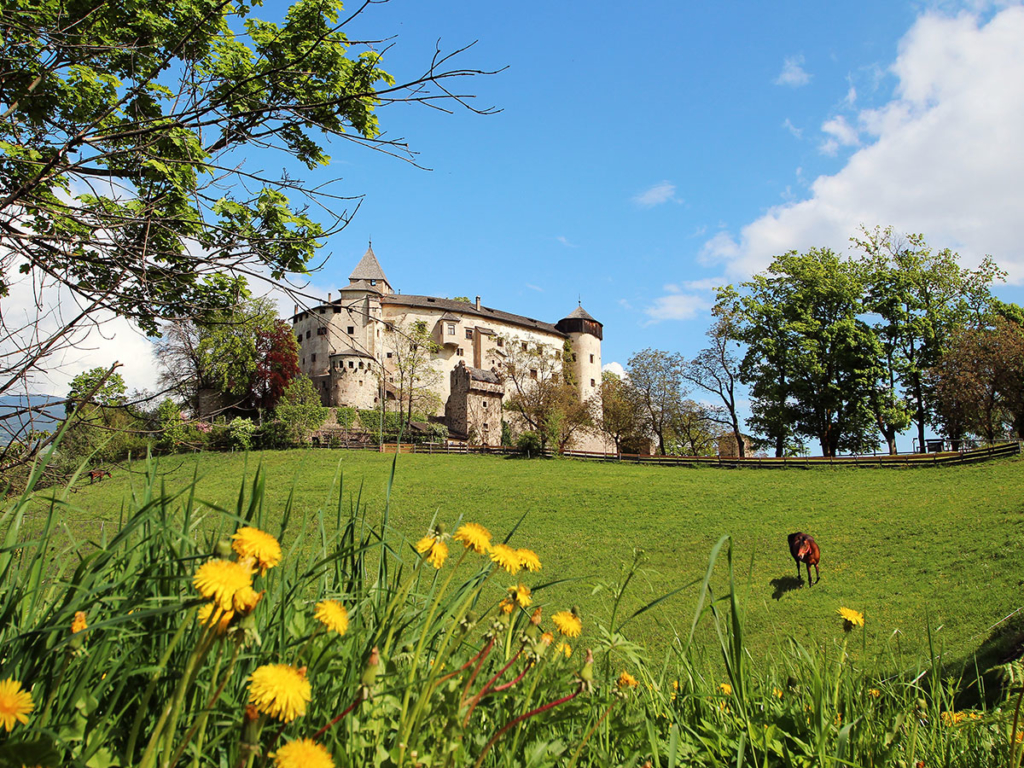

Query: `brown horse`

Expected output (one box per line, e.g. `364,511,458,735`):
787,532,820,585
88,469,112,483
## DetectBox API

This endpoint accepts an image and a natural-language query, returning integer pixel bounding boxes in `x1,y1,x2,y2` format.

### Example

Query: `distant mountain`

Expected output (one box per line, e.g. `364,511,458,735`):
0,395,64,445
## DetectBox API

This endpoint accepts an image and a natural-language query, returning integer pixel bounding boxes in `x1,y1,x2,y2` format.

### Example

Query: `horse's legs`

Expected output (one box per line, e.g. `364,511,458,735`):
813,563,820,584
806,562,813,586
795,560,802,583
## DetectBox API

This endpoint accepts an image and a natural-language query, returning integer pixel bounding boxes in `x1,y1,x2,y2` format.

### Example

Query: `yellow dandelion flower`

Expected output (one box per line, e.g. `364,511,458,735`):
552,609,582,638
617,671,639,689
516,548,541,572
672,680,679,691
773,688,783,699
0,678,33,731
232,527,282,575
233,586,262,614
489,543,521,575
248,664,311,723
273,737,335,768
314,600,349,636
834,713,842,726
837,607,865,628
194,559,253,612
868,688,881,698
719,683,732,695
453,523,491,554
499,598,515,614
198,604,234,635
416,536,448,570
507,583,532,609
555,641,572,658
71,611,87,634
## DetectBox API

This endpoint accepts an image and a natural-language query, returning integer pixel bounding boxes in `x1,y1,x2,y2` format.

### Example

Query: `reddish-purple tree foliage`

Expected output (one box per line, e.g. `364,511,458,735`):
251,320,300,411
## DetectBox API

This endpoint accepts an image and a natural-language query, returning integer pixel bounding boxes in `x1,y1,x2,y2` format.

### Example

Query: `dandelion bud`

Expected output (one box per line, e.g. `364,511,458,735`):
214,536,234,559
577,648,595,693
530,607,542,626
361,646,381,688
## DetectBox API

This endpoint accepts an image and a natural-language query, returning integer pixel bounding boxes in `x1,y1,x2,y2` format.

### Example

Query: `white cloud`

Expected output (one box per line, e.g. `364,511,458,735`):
819,115,860,154
643,284,712,323
704,7,1024,283
602,361,626,379
783,118,803,139
633,181,679,207
775,55,811,87
525,283,544,292
556,235,578,248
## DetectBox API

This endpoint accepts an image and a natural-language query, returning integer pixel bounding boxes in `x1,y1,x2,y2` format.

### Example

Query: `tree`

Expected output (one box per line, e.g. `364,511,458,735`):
626,349,686,456
856,227,1004,451
684,311,746,457
502,338,594,453
66,368,127,415
928,325,1004,444
599,372,646,454
671,400,726,456
382,319,442,427
157,290,298,415
723,249,880,457
0,0,490,397
276,375,329,442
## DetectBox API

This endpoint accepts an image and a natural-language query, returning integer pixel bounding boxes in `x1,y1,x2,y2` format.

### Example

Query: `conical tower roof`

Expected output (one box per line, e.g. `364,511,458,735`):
563,304,597,322
348,245,389,284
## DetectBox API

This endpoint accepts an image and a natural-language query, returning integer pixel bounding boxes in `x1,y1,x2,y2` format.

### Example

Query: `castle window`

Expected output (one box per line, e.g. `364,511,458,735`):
496,338,504,347
348,361,354,369
389,375,394,382
521,342,528,351
358,361,364,369
317,327,327,336
334,307,340,314
590,354,594,363
347,326,355,334
386,352,393,359
447,323,456,335
311,354,316,362
370,279,377,286
482,400,487,408
530,369,538,380
457,347,464,357
483,423,489,431
590,378,596,387
465,329,473,340
296,334,302,343
305,330,311,339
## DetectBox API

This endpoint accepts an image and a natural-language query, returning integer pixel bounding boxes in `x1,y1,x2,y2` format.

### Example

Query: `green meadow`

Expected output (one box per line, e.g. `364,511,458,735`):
64,448,1024,667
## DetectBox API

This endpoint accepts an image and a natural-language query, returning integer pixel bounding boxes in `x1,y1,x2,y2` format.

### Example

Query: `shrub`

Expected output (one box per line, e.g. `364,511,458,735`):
228,417,257,450
276,375,329,442
258,419,291,450
334,406,357,429
516,430,543,456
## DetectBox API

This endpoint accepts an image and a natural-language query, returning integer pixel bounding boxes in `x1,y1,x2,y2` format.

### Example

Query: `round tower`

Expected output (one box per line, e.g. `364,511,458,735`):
555,305,603,402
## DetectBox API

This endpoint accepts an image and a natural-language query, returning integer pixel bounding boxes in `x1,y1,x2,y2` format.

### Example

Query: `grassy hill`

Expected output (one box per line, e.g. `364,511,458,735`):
55,448,1024,668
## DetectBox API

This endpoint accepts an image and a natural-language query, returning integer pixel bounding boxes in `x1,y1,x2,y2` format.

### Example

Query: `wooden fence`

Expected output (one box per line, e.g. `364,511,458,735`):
312,438,1022,468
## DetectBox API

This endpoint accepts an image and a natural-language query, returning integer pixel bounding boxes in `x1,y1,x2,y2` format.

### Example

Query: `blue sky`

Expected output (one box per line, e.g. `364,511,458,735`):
23,0,1024,450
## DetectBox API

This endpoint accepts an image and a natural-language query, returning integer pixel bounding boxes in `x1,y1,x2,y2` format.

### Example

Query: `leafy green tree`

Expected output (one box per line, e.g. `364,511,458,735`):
856,227,1004,451
599,371,647,454
382,319,443,427
66,368,127,415
626,349,687,456
0,0,488,395
276,375,329,442
723,249,881,457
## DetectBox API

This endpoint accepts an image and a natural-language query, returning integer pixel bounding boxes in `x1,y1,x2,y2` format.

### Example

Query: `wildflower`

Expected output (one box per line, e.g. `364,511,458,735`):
233,586,263,614
0,678,33,731
198,604,233,635
834,713,842,726
314,600,349,636
71,611,88,634
530,607,543,626
672,680,679,691
617,671,639,689
541,631,554,646
416,529,448,570
272,738,335,768
232,527,282,575
552,608,582,638
772,688,783,699
555,641,572,658
194,559,253,612
453,523,491,554
248,664,311,723
508,583,532,609
499,597,515,615
868,688,881,698
837,607,865,631
489,543,521,575
516,548,542,572
719,683,732,695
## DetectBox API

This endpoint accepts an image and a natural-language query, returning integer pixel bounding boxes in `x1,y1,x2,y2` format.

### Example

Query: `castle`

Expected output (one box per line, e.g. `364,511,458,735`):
291,247,609,450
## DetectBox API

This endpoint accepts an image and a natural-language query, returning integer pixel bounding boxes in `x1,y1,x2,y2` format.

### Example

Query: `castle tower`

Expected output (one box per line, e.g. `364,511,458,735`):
347,244,392,295
555,305,603,402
